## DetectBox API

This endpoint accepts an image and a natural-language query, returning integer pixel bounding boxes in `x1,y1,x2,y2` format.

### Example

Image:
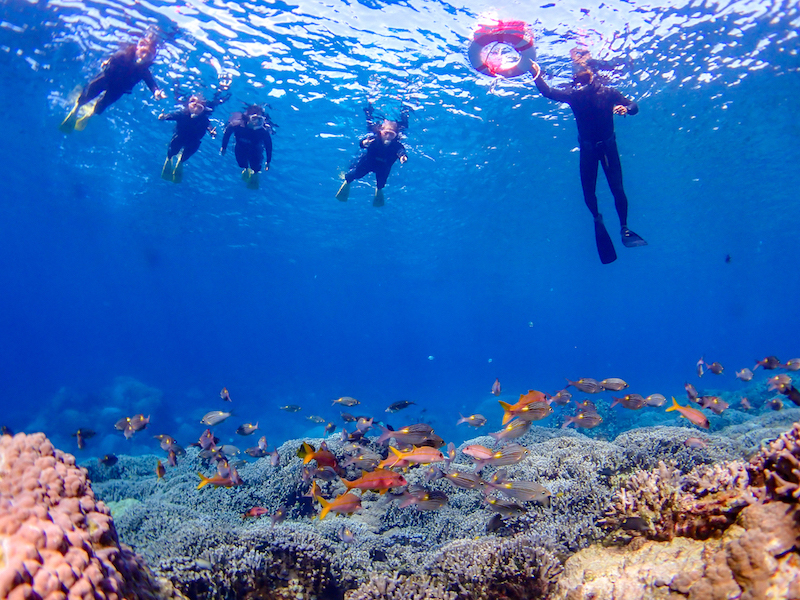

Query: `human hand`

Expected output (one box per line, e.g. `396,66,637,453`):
154,89,168,100
530,62,542,80
157,113,167,120
208,126,217,138
264,163,270,171
363,137,374,146
399,155,408,164
613,105,628,116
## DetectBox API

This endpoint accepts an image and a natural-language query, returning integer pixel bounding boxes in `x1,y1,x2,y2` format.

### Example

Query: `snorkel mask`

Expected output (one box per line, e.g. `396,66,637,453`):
187,95,206,116
379,120,398,143
135,37,156,65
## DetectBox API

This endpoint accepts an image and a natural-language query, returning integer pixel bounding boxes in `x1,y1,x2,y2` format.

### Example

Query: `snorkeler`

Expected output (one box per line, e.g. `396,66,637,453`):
220,104,274,190
157,90,231,183
335,104,410,207
530,61,646,264
60,33,167,133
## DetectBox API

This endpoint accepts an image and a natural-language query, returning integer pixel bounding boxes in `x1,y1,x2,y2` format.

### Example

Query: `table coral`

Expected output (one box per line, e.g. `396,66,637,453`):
0,432,178,600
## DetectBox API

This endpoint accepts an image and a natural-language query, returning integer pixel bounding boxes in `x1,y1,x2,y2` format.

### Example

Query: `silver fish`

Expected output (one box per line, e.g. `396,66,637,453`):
201,411,232,426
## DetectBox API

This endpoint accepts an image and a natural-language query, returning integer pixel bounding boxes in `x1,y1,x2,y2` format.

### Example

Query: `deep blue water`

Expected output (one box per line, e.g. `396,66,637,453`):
1,0,798,456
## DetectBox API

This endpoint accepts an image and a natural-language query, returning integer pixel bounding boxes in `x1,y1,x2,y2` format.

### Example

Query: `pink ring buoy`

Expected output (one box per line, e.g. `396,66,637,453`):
468,20,537,78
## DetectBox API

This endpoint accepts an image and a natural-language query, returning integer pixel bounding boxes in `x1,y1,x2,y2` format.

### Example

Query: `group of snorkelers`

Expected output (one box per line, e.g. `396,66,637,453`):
59,31,645,263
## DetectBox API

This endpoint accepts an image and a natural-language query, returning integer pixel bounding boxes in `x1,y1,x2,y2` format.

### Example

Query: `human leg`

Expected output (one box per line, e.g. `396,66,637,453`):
601,138,646,247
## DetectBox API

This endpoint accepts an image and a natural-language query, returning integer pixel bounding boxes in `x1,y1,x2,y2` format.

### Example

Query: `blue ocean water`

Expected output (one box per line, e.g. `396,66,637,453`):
0,0,798,456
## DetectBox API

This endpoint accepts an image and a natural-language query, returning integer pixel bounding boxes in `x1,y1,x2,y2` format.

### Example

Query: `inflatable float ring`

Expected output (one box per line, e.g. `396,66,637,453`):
468,20,536,78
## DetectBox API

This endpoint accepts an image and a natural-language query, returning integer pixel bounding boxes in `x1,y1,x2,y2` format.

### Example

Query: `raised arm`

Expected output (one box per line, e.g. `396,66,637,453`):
530,63,572,103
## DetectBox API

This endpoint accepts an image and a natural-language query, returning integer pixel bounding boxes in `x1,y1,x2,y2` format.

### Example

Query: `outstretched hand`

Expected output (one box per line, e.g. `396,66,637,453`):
399,155,408,164
157,113,167,120
530,62,542,80
154,89,168,100
613,105,628,116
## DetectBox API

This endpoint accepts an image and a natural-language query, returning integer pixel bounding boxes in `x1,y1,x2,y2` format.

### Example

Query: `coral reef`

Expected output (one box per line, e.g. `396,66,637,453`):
748,421,800,501
0,432,179,600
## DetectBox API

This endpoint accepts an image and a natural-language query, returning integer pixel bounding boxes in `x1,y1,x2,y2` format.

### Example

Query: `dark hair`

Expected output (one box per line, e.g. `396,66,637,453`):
244,104,264,117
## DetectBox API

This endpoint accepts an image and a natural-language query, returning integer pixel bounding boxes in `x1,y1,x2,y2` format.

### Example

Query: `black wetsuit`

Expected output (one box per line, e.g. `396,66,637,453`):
221,114,273,172
346,135,407,190
161,110,211,162
535,77,638,227
77,46,158,115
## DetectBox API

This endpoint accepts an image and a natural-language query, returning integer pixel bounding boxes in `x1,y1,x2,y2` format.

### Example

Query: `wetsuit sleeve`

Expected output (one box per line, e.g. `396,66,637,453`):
610,89,638,115
221,125,234,151
262,130,273,164
396,142,407,160
142,68,159,94
162,110,181,121
534,76,572,103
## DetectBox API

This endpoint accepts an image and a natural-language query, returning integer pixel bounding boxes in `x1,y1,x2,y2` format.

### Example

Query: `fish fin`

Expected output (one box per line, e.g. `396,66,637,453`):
196,473,210,490
379,489,387,495
376,425,392,445
561,417,573,429
317,496,331,520
498,401,513,425
665,397,679,412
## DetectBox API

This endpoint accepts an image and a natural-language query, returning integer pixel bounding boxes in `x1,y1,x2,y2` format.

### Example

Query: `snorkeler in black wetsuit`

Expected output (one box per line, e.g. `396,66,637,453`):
60,34,167,133
220,104,274,190
531,62,646,264
157,91,230,183
335,104,410,207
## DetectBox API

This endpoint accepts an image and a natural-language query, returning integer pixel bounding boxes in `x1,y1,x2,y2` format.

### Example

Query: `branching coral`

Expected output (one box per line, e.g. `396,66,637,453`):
748,421,800,502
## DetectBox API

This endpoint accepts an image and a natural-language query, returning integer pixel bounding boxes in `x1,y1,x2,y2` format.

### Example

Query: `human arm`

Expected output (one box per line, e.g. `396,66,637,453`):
396,142,407,164
359,134,376,149
610,90,638,116
141,69,167,99
530,63,572,103
157,110,181,121
262,130,273,168
220,125,233,154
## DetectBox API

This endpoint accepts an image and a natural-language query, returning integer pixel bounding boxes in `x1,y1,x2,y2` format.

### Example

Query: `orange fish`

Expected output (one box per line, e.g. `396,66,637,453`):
156,459,166,479
666,396,709,429
243,507,269,518
462,444,494,460
499,390,549,425
380,446,444,469
196,472,235,490
341,469,408,494
317,492,362,519
297,441,338,469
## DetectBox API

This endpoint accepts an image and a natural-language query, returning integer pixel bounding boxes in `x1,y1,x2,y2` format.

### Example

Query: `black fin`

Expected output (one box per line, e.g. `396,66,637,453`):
594,217,617,264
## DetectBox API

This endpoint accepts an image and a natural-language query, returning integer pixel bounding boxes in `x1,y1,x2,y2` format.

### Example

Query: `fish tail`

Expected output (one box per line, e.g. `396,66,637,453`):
456,413,466,425
561,416,574,429
666,396,680,412
341,478,355,490
376,425,392,445
610,397,620,408
387,446,404,468
317,497,331,520
498,401,513,425
196,472,210,490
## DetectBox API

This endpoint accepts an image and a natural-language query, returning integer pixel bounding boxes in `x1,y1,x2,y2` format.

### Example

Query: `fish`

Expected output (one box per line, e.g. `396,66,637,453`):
736,368,754,381
245,436,268,457
566,378,603,394
356,417,374,433
340,412,358,423
486,470,551,506
297,441,338,469
153,434,178,451
397,485,448,511
644,393,667,407
317,492,362,519
201,411,232,426
236,422,259,436
549,389,572,406
341,453,381,471
0,425,13,436
307,415,327,424
698,396,728,415
600,378,629,392
767,374,793,392
114,417,132,431
198,429,216,450
72,428,95,450
489,419,531,442
666,396,709,429
754,356,781,370
341,469,408,494
697,357,705,378
740,397,752,410
473,443,529,472
499,390,551,424
562,410,603,429
220,388,231,402
491,378,502,396
574,398,597,412
380,445,444,469
332,396,360,407
462,444,494,460
304,480,322,500
270,450,280,467
484,496,527,517
376,423,434,446
279,405,302,412
156,460,166,479
486,513,506,533
386,400,416,413
304,465,339,482
129,414,150,431
767,398,783,411
242,507,269,518
167,448,178,467
218,445,240,457
271,506,286,527
684,437,708,449
621,517,651,533
784,359,800,371
610,394,646,410
438,468,484,490
456,413,487,427
338,524,356,543
444,442,456,466
685,383,699,402
325,422,337,435
196,470,241,490
99,454,118,466
707,361,724,375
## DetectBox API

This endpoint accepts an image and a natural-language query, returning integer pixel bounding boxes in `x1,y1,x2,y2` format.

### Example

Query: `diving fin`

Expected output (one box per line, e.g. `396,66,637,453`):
59,102,80,134
336,181,350,202
172,155,184,184
74,101,97,132
373,188,385,207
247,171,259,190
621,227,648,248
161,157,174,181
594,214,617,264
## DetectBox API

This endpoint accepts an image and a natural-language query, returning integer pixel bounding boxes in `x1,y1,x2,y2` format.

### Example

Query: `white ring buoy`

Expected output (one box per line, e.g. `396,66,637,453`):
468,20,536,78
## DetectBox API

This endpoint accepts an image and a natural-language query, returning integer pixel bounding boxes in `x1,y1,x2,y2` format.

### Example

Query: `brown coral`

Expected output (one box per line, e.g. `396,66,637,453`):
0,432,176,600
599,460,754,544
748,421,800,502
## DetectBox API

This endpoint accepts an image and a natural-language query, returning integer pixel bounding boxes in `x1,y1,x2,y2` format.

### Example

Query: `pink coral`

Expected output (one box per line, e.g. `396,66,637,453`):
0,432,175,600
